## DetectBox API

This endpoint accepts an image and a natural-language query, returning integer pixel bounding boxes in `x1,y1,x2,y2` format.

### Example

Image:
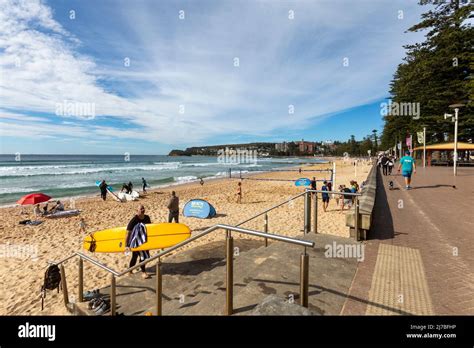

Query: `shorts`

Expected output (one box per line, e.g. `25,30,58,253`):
402,171,412,178
344,198,352,206
322,196,329,203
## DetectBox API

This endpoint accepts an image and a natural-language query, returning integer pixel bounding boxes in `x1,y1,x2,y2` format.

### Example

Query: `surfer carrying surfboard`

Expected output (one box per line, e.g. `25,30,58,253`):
99,180,107,201
125,205,151,279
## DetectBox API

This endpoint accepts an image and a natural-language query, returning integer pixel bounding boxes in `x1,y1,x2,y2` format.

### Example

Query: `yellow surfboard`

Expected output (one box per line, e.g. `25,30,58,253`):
83,223,191,253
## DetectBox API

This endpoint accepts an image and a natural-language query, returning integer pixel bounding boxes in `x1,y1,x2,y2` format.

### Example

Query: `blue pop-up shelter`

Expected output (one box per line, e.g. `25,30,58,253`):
183,199,216,219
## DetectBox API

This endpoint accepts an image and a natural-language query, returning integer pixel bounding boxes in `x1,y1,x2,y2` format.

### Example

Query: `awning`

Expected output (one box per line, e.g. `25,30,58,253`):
413,142,474,151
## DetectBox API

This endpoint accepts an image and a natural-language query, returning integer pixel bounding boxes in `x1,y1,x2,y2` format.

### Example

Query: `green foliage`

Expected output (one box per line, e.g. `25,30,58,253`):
381,0,473,150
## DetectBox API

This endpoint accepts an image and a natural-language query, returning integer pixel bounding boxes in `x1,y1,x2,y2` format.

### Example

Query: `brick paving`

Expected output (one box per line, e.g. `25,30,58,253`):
342,166,474,315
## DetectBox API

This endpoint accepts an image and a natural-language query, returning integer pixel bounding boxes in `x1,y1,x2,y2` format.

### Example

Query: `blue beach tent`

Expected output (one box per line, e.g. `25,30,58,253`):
295,178,311,187
183,199,217,219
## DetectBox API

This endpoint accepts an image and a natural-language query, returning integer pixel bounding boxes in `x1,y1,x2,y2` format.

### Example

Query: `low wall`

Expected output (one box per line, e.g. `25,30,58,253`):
345,163,377,240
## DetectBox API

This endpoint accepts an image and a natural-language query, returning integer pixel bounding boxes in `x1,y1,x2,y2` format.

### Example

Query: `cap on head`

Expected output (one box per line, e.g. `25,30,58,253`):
405,150,410,155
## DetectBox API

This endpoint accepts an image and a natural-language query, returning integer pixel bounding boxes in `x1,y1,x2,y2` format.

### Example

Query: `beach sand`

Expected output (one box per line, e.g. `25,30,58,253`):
0,159,371,315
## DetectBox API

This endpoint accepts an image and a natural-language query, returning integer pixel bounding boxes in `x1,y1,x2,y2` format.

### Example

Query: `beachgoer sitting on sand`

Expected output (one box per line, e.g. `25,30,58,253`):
42,203,49,215
236,182,242,203
33,204,42,217
125,205,151,279
321,181,330,212
50,200,64,214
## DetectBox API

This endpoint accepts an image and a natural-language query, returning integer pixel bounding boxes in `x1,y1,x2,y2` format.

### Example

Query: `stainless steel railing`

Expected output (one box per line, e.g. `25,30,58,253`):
235,189,361,240
53,224,314,316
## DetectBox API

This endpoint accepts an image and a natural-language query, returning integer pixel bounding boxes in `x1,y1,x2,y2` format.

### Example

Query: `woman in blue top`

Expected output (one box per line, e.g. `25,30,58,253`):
397,150,416,190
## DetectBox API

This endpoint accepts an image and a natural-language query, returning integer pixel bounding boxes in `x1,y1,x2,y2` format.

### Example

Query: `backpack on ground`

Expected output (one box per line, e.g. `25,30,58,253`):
40,264,62,310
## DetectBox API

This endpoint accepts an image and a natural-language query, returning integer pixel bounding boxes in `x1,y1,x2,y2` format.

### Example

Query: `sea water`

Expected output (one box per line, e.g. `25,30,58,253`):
0,155,328,206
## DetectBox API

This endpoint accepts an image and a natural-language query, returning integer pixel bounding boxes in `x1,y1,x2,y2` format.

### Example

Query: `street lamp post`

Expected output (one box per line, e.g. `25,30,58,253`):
421,125,427,168
445,103,465,176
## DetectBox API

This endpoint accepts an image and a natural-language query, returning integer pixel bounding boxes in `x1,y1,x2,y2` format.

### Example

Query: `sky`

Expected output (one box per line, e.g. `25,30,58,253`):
0,0,430,155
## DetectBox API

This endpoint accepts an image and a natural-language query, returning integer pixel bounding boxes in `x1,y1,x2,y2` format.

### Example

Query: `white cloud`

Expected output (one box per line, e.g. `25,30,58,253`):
0,0,427,148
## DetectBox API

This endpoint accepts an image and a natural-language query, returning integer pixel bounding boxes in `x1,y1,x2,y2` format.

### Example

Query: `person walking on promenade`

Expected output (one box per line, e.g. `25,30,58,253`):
397,150,416,190
167,191,179,223
381,155,389,175
387,157,394,175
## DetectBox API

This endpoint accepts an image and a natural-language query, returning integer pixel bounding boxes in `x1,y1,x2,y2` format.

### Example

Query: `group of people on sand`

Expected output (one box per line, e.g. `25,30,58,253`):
33,200,64,217
99,178,149,201
337,180,360,211
122,191,180,279
121,181,135,194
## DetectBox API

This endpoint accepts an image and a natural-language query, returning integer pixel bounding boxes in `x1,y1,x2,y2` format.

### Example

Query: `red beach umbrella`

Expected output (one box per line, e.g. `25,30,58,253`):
17,193,52,206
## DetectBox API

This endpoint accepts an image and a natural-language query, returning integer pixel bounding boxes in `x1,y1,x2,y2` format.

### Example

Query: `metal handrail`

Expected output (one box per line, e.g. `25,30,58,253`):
117,224,313,277
236,191,307,226
52,224,314,277
306,189,362,196
52,223,314,316
235,189,361,228
52,189,359,270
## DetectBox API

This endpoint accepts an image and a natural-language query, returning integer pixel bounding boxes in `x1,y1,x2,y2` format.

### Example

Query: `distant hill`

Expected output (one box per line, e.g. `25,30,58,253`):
168,142,276,156
168,149,192,156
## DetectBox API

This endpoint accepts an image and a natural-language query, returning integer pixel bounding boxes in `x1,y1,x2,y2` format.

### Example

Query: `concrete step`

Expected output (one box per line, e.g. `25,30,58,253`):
73,233,360,316
166,233,358,316
74,238,266,316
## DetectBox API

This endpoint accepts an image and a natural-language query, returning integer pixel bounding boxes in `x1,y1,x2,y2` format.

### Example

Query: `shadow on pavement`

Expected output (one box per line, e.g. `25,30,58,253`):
368,168,395,240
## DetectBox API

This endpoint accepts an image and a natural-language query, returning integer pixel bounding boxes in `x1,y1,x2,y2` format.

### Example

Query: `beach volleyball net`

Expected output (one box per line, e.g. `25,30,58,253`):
230,167,334,184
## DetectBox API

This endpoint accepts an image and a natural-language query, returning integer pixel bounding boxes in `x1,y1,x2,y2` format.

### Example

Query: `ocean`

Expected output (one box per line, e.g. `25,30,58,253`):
0,154,328,206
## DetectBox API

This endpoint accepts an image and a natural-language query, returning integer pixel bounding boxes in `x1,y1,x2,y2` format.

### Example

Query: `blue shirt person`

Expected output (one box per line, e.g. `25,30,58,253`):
397,151,416,189
321,181,330,212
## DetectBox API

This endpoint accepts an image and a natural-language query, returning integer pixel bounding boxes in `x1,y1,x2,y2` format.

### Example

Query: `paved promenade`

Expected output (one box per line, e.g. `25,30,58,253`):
342,166,474,315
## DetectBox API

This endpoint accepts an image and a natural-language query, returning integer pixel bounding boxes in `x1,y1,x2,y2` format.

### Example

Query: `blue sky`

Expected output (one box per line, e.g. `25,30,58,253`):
0,0,429,154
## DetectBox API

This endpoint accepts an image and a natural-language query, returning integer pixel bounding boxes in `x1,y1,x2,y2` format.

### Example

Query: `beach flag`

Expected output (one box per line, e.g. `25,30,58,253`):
417,132,424,144
406,134,413,153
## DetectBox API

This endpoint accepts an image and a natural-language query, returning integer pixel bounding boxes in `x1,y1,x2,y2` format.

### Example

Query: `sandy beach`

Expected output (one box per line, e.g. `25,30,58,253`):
0,159,371,315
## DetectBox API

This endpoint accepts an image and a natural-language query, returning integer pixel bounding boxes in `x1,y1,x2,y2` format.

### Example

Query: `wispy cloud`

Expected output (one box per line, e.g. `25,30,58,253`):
0,0,427,152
